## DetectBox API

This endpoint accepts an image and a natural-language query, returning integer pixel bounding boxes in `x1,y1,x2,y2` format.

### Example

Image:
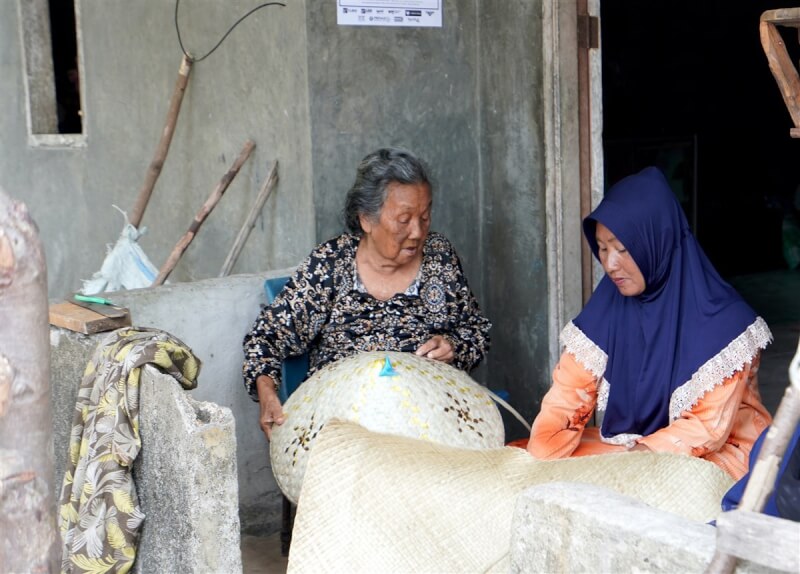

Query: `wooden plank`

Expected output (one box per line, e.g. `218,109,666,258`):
761,8,800,27
153,139,255,286
219,159,279,278
48,301,131,335
715,510,800,573
760,20,800,129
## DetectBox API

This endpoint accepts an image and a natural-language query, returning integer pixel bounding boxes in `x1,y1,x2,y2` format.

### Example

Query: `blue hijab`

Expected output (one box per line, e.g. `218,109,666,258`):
575,167,763,438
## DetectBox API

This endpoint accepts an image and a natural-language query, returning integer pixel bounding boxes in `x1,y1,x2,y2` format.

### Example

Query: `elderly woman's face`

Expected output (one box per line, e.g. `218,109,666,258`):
595,222,646,296
360,182,432,265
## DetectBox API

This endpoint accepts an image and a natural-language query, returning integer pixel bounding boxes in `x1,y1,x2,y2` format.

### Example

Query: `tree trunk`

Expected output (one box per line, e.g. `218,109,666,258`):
0,187,58,572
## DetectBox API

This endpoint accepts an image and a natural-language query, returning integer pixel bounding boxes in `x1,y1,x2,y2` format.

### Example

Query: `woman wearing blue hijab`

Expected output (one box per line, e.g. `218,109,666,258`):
524,166,773,480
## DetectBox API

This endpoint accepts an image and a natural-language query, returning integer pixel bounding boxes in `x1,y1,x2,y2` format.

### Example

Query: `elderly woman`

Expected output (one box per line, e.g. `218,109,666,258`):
243,147,491,439
519,166,772,480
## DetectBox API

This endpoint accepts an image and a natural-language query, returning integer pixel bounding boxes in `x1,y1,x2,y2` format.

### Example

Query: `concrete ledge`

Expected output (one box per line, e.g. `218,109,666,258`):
509,482,781,574
134,365,241,573
50,269,297,537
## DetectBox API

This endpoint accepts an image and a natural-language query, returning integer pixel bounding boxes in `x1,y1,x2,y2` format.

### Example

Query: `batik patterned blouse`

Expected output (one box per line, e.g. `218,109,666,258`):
242,232,491,400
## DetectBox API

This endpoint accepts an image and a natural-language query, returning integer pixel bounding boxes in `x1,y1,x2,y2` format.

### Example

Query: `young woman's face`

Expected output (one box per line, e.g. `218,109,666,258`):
595,222,646,296
360,182,432,265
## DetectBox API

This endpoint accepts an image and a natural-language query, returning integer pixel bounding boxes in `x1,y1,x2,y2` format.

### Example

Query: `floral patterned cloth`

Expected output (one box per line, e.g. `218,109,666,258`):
58,327,200,574
242,232,491,400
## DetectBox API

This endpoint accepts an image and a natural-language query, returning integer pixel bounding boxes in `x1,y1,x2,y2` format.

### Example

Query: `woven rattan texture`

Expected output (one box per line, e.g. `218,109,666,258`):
269,351,504,503
288,420,734,573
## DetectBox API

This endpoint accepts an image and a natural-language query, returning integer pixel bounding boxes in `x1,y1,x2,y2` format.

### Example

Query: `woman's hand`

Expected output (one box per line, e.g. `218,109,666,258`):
256,375,285,441
416,335,455,363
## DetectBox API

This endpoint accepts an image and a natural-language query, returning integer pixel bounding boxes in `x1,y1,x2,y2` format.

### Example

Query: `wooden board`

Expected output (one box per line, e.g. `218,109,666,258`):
716,509,800,573
49,301,131,335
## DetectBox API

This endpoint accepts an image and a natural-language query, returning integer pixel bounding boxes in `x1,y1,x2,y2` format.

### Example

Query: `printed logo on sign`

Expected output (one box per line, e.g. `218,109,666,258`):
338,2,442,28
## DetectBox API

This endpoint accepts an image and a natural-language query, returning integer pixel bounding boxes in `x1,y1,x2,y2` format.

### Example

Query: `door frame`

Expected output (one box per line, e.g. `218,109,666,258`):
542,0,604,368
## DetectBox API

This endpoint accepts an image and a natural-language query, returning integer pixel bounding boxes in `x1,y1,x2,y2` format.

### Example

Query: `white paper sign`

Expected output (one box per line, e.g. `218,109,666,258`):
337,0,442,28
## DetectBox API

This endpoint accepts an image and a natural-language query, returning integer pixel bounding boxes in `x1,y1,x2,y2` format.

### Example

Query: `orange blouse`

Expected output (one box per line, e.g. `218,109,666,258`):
524,351,772,480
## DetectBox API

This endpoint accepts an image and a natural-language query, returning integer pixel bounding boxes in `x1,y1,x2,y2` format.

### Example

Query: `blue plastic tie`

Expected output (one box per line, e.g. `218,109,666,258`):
379,355,397,377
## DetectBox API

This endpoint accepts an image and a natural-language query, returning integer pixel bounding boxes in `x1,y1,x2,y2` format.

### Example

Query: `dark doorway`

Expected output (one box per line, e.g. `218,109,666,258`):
601,0,800,413
601,0,800,277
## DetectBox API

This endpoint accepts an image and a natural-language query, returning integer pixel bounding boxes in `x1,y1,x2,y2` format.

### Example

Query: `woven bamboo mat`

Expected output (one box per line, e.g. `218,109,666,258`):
288,420,733,573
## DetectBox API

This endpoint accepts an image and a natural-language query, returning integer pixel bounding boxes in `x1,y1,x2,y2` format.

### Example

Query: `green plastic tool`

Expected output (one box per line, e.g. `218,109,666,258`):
74,294,117,306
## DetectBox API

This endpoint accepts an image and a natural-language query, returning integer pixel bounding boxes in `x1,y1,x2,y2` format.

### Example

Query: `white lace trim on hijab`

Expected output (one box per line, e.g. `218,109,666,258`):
560,322,623,443
668,316,772,421
559,317,772,447
598,430,641,449
560,321,608,378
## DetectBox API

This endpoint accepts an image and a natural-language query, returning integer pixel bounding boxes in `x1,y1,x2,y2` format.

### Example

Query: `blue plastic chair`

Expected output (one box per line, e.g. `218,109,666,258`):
263,276,310,403
263,276,309,556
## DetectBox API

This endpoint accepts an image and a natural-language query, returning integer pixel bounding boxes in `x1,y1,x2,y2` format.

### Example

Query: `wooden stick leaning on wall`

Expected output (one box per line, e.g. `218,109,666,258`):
152,139,256,286
130,54,194,229
219,160,279,277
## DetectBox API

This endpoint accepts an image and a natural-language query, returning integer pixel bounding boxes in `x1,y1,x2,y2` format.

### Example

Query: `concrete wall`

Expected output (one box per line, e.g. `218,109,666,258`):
135,367,241,573
0,0,580,486
7,1,580,449
480,2,550,429
2,0,315,295
49,351,242,571
510,482,783,574
302,2,552,421
50,270,293,535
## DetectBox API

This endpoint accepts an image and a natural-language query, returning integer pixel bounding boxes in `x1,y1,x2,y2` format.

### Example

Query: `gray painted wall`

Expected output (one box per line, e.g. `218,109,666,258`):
480,2,549,429
2,0,316,294
5,0,576,531
301,1,550,430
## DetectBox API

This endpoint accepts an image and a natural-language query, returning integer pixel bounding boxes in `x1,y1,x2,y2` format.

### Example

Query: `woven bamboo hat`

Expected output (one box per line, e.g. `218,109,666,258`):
269,351,504,503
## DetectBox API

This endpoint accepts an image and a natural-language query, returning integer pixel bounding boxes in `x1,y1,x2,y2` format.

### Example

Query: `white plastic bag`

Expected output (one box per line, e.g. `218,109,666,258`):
81,221,158,294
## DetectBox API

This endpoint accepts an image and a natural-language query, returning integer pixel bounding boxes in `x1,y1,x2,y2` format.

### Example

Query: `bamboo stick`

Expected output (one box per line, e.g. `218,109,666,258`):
706,335,800,574
152,139,255,286
219,160,279,277
130,54,193,229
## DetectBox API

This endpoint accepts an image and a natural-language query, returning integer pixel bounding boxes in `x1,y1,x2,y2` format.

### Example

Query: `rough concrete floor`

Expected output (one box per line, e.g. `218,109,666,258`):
241,533,287,574
239,269,800,574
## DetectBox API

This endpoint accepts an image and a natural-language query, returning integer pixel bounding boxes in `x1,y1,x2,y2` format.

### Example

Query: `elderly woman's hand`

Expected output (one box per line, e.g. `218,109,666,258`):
416,335,455,364
256,375,286,441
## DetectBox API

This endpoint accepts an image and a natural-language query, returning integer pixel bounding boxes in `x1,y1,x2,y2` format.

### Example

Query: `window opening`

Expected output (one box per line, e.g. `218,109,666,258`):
18,0,84,145
48,0,81,134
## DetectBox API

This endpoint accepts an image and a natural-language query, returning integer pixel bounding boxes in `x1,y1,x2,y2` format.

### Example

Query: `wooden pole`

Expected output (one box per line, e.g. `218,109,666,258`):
706,335,800,574
129,54,194,229
152,139,256,286
218,160,279,277
0,187,58,572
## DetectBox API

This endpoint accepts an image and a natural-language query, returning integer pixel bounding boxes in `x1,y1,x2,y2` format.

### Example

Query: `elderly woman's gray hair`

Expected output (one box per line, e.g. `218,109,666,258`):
344,148,432,235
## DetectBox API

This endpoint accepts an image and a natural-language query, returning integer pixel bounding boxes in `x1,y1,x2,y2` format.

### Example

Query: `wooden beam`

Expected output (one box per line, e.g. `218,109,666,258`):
715,510,800,573
760,9,800,137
